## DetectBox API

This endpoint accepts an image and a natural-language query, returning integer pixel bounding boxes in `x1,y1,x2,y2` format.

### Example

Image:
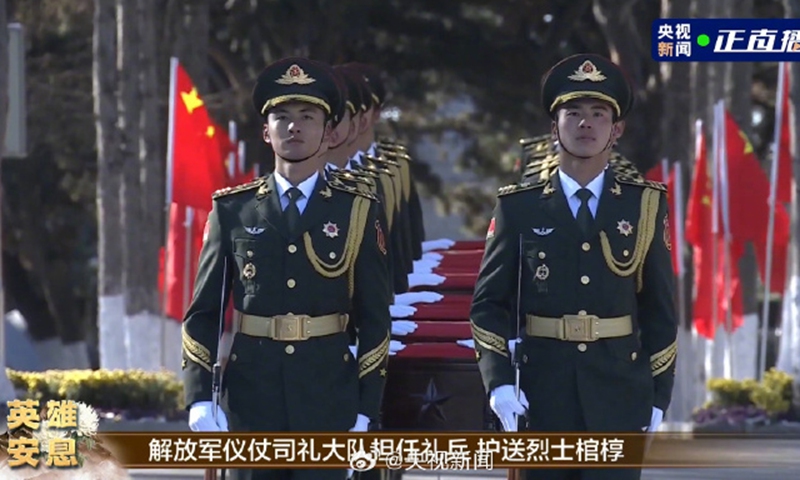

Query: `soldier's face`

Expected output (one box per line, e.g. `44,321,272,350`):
264,102,331,161
553,99,624,158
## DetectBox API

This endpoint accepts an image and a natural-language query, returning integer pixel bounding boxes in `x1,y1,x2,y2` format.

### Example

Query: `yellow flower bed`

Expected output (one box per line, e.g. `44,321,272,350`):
5,369,184,415
706,368,794,417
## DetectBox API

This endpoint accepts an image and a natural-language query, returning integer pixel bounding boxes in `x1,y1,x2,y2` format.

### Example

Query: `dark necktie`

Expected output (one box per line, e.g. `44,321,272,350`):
575,188,594,236
285,187,302,234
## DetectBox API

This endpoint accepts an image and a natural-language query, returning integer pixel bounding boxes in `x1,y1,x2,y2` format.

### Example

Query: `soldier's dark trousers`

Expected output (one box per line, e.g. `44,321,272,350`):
521,370,641,480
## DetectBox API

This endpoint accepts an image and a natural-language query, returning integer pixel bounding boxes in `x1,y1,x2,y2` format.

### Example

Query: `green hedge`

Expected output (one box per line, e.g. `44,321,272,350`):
6,369,184,415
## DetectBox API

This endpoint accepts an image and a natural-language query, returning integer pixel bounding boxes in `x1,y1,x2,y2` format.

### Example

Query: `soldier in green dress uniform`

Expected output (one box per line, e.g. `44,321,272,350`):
182,57,392,480
470,54,677,480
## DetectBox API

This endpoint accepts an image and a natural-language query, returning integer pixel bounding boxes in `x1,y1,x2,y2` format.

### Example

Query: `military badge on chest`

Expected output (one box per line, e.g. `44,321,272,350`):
534,250,549,293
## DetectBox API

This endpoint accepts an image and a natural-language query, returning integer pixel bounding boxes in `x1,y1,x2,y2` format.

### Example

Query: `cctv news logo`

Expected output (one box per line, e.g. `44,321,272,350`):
713,28,800,53
653,19,800,61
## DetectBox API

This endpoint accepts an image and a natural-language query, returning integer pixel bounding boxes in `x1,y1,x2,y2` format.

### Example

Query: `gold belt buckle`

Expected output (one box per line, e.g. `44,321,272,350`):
560,314,599,342
272,315,309,341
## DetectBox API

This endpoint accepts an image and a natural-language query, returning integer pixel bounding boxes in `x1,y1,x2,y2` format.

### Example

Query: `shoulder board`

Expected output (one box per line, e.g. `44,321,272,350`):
366,154,400,167
380,149,412,161
614,174,667,192
327,176,378,200
363,161,395,176
349,165,380,178
497,181,542,197
329,168,376,186
212,177,265,199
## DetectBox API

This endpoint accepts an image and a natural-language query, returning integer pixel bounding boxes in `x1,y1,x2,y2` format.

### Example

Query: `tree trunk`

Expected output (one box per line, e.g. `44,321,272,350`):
128,0,165,371
658,0,694,423
171,0,209,93
117,0,152,370
0,0,17,409
94,0,126,370
781,0,800,418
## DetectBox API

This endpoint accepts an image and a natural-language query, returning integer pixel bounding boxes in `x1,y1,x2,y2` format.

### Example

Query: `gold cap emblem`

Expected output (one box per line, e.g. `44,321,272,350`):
568,60,607,82
275,64,316,85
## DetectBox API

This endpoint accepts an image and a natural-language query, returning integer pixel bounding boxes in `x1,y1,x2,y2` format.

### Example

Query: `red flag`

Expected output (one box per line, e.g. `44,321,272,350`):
722,110,791,294
686,123,744,339
644,163,679,274
160,203,209,321
777,62,794,205
170,61,229,211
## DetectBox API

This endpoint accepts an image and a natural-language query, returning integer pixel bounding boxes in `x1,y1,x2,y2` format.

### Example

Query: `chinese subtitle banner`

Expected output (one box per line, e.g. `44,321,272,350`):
652,19,800,61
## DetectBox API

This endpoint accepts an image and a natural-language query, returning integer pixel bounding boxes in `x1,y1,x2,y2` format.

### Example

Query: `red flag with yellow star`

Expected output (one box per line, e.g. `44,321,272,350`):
686,121,744,339
169,62,228,210
722,110,790,294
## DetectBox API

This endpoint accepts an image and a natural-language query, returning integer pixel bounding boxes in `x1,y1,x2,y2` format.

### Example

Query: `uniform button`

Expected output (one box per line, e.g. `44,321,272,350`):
538,251,546,259
582,242,591,252
522,354,528,363
344,353,350,362
578,310,587,316
623,249,630,257
287,278,296,288
581,275,590,285
288,244,297,254
285,345,295,355
577,343,587,352
246,250,254,258
631,352,638,361
329,251,337,259
230,354,237,362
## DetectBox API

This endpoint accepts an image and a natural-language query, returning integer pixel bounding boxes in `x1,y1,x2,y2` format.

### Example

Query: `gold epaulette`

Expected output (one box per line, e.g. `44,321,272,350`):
329,168,376,187
618,177,668,192
326,173,378,201
378,137,406,148
380,149,412,161
212,177,266,199
362,161,395,176
366,154,400,168
497,181,542,197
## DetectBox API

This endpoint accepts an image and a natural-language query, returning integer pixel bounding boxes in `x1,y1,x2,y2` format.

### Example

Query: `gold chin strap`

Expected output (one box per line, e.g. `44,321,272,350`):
598,188,660,292
303,195,371,298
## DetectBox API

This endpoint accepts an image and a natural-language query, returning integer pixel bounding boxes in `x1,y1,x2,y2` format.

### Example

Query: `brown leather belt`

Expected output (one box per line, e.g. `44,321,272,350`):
525,314,632,342
234,310,349,341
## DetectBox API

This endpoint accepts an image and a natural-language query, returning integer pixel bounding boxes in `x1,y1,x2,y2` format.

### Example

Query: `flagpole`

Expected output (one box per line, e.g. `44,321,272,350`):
183,206,194,315
228,121,237,180
238,140,246,179
161,56,179,369
710,109,719,367
717,100,736,379
673,160,691,418
758,62,787,380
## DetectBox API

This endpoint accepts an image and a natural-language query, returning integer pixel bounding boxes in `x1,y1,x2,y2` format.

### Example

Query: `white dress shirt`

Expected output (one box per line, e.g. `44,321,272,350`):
558,167,607,219
273,170,318,214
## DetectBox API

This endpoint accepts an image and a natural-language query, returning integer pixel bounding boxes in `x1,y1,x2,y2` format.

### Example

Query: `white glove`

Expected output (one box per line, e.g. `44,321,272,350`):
347,414,372,478
389,340,406,356
648,407,664,432
348,345,358,358
489,385,529,433
456,338,518,359
408,273,446,288
188,401,229,432
422,238,456,252
422,252,443,262
391,320,418,336
349,413,371,432
413,259,441,272
456,338,474,349
394,291,443,305
390,304,416,318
